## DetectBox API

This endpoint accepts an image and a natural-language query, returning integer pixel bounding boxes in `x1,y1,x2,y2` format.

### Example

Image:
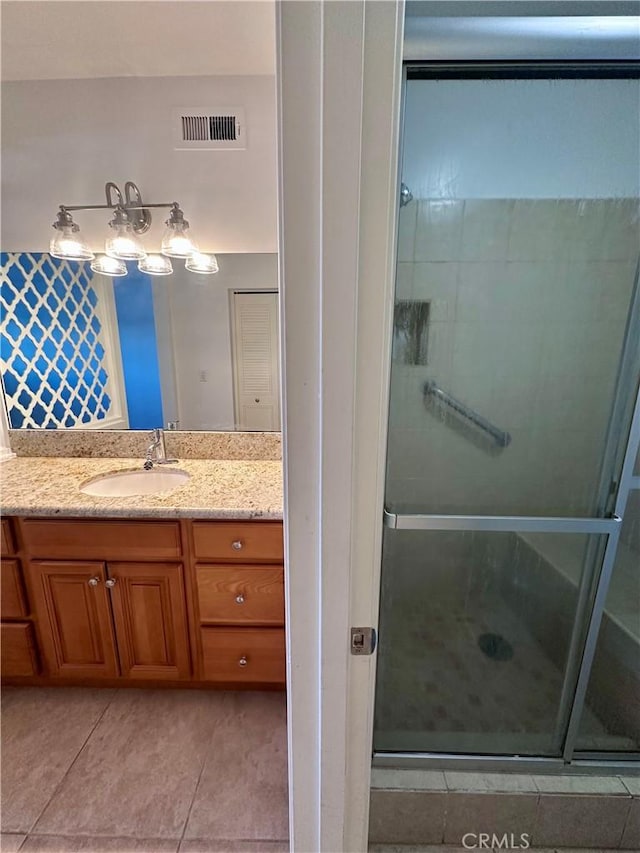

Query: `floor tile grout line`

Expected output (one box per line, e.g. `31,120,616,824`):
176,698,230,850
177,752,210,850
24,689,120,836
14,831,290,842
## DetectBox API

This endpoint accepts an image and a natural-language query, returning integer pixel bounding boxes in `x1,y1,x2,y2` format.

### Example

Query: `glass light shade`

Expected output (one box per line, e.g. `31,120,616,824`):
161,222,198,258
50,225,94,260
105,223,147,260
90,255,127,277
185,252,219,275
138,254,173,276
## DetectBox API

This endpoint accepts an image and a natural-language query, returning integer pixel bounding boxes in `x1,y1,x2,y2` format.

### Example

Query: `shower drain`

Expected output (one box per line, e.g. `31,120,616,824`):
478,633,514,661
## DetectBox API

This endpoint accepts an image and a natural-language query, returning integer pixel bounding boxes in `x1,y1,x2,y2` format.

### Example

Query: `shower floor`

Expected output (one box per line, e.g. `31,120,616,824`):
374,589,616,754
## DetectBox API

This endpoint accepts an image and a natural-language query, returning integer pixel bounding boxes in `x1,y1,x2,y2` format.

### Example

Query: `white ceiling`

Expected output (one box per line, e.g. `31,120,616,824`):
0,0,276,81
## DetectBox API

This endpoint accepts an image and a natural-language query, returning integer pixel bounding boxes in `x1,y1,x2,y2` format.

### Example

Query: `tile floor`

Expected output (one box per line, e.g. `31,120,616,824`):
374,591,613,754
1,687,288,853
369,770,640,850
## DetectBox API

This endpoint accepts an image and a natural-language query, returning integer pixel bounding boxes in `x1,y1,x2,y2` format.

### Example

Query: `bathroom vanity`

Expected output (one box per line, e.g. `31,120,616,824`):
0,451,285,689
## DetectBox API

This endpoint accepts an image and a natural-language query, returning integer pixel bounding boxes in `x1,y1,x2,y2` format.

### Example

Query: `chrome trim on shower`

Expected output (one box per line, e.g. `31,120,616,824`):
372,752,640,772
383,508,622,534
562,381,640,760
403,14,640,63
423,380,512,449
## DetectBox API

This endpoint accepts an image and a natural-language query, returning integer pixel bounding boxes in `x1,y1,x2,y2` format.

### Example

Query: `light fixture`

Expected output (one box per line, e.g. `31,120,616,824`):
161,204,198,258
138,254,173,276
50,209,94,260
185,252,219,275
49,182,206,280
105,207,147,260
90,255,127,277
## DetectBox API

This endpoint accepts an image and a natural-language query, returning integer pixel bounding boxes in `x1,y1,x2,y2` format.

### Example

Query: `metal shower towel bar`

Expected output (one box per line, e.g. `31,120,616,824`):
423,380,512,449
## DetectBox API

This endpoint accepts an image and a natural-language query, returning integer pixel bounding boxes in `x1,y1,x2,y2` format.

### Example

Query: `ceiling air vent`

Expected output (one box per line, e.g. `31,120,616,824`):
173,107,246,150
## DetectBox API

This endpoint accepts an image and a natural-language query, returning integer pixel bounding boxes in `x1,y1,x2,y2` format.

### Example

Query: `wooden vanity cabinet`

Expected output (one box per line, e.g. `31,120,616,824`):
192,521,286,685
27,559,191,681
28,560,120,679
1,517,39,677
13,519,190,682
2,516,285,689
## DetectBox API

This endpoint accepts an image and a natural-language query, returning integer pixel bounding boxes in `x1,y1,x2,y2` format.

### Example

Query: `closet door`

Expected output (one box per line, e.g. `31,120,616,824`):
231,291,280,431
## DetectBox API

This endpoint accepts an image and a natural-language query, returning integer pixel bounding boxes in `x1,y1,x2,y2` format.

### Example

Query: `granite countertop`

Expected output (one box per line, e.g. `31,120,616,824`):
0,456,283,520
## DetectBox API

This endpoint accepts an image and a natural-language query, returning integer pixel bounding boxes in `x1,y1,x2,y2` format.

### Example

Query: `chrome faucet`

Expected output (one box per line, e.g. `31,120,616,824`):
144,428,178,469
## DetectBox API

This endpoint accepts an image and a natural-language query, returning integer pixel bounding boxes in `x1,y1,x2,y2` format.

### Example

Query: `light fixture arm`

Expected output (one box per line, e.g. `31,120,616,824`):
55,182,179,235
105,182,124,207
124,181,151,234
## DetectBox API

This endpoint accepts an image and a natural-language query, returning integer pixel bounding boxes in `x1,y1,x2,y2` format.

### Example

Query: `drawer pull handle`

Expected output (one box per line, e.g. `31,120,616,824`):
239,656,248,668
88,577,100,587
235,594,245,605
231,540,243,551
105,578,117,588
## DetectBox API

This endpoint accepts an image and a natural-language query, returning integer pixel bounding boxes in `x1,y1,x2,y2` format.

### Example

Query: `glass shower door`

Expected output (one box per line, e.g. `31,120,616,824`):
374,69,640,758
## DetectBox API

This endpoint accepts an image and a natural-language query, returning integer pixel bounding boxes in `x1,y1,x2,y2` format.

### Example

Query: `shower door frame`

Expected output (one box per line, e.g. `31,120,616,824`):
373,60,640,772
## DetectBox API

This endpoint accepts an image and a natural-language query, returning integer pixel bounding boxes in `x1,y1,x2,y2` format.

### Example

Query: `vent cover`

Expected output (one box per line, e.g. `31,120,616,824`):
173,107,246,150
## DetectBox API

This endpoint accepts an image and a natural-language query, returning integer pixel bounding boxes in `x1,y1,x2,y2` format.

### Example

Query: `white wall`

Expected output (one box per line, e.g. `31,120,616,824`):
1,74,277,253
403,78,640,199
156,253,278,430
1,1,276,81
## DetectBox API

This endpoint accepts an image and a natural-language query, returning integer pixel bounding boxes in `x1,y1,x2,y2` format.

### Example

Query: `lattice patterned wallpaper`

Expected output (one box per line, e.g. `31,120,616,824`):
0,252,122,429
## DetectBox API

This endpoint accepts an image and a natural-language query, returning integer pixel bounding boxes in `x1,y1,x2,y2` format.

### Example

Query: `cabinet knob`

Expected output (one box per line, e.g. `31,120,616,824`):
238,656,248,668
235,594,245,605
231,540,243,551
105,578,117,588
88,577,100,587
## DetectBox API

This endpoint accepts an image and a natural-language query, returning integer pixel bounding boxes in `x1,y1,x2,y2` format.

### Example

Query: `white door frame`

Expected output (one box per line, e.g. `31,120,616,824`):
277,2,404,850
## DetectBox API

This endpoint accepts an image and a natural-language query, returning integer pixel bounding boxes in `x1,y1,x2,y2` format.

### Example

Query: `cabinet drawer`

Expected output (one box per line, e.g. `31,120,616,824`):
1,518,16,557
1,560,29,619
197,565,284,626
201,627,285,683
192,521,283,563
1,622,38,677
21,519,182,560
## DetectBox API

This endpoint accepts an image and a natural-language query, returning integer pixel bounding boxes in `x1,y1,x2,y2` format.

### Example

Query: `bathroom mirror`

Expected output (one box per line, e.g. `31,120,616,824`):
0,0,279,432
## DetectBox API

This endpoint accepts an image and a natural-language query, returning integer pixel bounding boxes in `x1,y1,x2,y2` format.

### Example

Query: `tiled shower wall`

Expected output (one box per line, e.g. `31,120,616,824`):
388,198,639,517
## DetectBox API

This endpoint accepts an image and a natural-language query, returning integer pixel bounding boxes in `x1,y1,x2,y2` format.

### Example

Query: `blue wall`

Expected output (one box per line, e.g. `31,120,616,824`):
112,265,164,430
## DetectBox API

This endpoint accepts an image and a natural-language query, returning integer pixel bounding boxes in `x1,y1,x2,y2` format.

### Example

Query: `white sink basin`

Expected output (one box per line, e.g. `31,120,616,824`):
80,468,191,498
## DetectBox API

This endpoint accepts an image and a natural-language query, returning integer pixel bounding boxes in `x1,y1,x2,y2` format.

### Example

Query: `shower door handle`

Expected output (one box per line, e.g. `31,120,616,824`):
383,509,621,534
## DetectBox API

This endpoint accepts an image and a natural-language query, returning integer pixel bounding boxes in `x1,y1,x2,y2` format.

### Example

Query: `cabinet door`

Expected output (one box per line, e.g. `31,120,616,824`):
1,623,39,677
1,560,29,619
28,560,119,679
107,562,191,680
